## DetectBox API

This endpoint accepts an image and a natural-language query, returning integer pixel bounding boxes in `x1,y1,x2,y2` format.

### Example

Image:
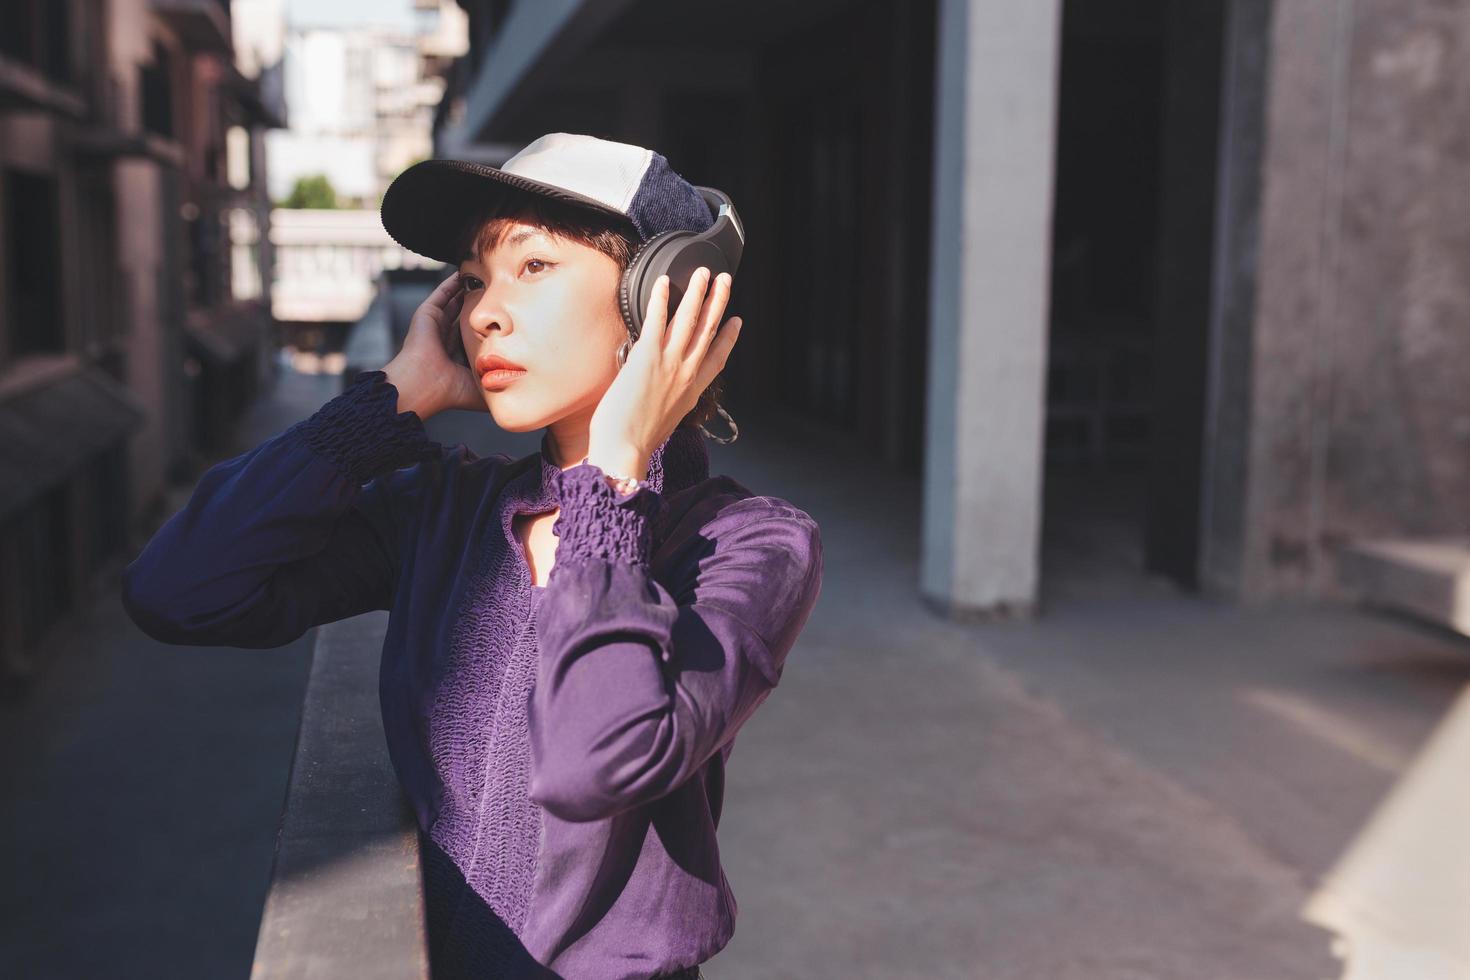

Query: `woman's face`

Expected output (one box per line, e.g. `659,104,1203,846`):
456,219,625,432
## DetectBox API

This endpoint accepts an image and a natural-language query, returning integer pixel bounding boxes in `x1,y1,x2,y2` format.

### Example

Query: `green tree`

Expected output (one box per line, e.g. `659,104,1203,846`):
281,174,339,209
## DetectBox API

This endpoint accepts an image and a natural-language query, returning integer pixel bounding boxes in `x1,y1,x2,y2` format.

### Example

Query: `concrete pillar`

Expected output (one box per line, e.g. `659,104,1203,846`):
920,0,1063,619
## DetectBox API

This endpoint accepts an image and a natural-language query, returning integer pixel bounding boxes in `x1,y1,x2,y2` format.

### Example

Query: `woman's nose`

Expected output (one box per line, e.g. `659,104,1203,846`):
465,293,507,335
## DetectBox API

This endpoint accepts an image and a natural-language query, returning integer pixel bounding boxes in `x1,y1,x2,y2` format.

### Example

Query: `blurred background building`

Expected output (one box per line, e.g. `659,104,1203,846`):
265,0,458,365
0,0,463,678
0,0,284,675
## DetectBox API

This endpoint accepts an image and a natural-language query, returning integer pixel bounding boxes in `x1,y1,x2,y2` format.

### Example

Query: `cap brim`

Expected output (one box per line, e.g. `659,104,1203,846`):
379,158,633,264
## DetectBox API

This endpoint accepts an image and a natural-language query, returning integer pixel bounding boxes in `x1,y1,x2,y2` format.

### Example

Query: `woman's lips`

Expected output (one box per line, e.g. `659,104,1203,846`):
475,352,527,389
476,352,525,372
480,367,526,390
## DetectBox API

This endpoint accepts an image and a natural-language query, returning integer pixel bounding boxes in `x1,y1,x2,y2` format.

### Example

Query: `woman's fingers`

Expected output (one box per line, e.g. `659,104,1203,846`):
416,274,461,331
437,283,463,331
687,272,732,366
640,274,672,349
665,266,715,357
695,316,743,390
442,295,466,359
427,271,460,311
631,265,738,396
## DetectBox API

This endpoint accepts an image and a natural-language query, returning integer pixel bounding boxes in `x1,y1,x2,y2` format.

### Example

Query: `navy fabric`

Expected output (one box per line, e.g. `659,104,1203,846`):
627,152,715,242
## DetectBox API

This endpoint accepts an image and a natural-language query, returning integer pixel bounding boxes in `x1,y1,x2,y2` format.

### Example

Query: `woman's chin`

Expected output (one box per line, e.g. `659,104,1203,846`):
484,399,547,433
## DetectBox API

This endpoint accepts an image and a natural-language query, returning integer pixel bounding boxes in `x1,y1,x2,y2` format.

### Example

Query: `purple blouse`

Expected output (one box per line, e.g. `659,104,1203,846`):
120,370,824,979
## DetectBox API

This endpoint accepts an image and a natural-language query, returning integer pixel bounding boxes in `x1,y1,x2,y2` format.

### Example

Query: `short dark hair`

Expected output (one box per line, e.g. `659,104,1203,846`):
452,190,727,433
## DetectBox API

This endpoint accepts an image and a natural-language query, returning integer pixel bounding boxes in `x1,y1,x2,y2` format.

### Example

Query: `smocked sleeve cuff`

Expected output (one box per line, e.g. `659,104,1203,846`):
291,369,443,484
549,461,667,567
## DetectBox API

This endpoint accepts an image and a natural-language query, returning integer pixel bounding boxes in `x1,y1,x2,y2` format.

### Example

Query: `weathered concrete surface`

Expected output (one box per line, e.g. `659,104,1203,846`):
1339,535,1470,637
250,611,429,980
1220,0,1470,602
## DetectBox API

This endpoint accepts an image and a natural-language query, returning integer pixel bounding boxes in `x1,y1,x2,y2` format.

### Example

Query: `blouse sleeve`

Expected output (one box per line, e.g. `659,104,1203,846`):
120,370,445,649
526,460,824,823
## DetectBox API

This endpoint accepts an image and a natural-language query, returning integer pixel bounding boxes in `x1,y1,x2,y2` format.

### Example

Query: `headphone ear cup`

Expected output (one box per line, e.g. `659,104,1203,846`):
619,240,651,337
620,231,687,338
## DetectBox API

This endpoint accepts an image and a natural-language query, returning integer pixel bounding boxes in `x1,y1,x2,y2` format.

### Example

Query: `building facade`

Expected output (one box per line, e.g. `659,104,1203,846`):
0,0,283,681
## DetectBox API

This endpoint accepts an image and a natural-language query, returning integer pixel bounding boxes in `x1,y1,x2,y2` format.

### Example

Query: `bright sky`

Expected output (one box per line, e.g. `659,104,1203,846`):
286,0,420,30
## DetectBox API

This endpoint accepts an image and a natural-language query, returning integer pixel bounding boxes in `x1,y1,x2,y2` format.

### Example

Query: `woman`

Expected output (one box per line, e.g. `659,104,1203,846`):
122,133,824,979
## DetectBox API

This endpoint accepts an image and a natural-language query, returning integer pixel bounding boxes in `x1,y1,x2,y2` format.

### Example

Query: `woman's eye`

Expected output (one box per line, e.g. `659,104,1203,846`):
459,261,547,288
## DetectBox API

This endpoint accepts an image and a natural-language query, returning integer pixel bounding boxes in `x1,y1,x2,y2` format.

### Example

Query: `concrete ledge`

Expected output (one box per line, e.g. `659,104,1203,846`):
250,611,429,980
1338,537,1470,638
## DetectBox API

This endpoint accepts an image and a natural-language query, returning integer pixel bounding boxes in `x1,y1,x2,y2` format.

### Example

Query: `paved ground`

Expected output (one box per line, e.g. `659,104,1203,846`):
0,364,335,979
699,411,1470,979
2,365,1467,979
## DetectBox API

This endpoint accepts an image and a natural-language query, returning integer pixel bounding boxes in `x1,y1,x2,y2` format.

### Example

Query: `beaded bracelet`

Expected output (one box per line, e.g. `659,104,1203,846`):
579,456,644,496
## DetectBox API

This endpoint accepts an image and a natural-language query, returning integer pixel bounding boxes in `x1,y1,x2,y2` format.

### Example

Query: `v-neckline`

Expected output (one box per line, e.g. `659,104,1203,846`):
512,508,559,591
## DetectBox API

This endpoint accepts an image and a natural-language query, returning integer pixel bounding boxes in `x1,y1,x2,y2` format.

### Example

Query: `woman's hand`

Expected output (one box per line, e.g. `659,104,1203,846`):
586,266,743,481
381,272,485,419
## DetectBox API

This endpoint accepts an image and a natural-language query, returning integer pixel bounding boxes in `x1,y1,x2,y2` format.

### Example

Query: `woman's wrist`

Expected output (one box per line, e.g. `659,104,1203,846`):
548,453,666,567
294,369,442,483
381,358,439,420
598,471,643,496
583,442,650,486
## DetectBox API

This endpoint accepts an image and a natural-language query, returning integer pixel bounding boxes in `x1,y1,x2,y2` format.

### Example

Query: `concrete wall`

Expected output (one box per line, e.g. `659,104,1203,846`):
1208,0,1470,601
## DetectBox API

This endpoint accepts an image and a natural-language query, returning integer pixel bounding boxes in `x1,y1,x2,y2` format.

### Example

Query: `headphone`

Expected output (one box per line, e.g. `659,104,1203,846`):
615,186,745,444
618,185,745,340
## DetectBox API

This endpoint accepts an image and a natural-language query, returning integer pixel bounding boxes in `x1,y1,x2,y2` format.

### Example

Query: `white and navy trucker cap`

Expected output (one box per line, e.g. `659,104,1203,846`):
380,132,716,265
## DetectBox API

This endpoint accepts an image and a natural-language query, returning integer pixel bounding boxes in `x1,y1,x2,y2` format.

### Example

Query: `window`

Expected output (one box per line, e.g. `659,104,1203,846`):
4,168,65,358
0,0,73,84
141,41,174,137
